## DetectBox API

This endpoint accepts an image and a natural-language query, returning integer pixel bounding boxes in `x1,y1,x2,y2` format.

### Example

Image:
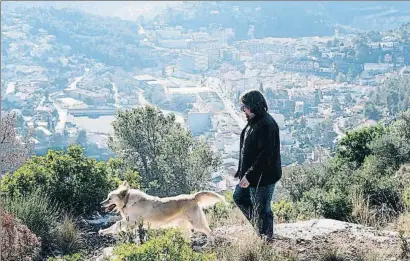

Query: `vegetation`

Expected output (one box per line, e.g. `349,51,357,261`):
9,7,156,70
1,212,41,261
276,110,410,226
0,145,134,216
113,229,216,261
109,105,221,196
2,189,61,252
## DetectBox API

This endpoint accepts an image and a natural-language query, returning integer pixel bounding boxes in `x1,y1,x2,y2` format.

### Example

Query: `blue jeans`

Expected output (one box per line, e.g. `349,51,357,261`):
233,184,275,239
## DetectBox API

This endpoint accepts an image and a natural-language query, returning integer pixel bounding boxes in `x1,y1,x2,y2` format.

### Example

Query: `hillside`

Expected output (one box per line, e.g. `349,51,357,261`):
162,1,410,38
1,107,410,260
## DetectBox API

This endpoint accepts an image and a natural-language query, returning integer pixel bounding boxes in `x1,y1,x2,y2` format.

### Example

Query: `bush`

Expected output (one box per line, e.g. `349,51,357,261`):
2,189,60,252
296,188,351,221
272,200,297,223
0,145,121,216
113,229,216,261
1,212,41,261
54,215,84,255
46,253,85,261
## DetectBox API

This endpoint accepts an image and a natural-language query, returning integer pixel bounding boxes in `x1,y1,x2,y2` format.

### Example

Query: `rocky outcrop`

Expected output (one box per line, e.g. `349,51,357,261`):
89,217,409,261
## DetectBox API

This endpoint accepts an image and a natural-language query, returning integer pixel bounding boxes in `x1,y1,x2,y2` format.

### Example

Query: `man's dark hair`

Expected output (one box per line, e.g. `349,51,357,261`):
240,89,268,115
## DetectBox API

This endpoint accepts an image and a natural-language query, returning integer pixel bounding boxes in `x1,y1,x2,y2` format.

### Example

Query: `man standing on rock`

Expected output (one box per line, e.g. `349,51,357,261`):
233,89,282,242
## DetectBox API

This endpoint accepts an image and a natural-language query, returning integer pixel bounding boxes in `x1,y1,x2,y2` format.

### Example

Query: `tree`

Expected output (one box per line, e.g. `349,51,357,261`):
347,67,356,83
76,129,87,147
265,88,274,101
309,45,321,58
259,82,264,93
336,72,346,83
344,93,353,105
0,145,121,216
332,97,342,112
314,89,322,106
0,112,32,177
108,105,221,196
335,124,386,168
364,103,381,121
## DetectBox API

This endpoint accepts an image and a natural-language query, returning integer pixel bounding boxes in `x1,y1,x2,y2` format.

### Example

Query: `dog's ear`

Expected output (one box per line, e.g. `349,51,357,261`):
118,181,130,199
122,181,130,189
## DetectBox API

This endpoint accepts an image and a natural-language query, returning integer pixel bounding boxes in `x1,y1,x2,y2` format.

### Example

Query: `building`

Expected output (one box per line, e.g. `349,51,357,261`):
179,53,208,72
295,101,305,114
188,111,212,136
363,63,393,73
270,113,285,129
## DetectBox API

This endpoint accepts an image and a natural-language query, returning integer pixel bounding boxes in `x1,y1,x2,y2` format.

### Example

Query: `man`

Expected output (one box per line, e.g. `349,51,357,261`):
233,89,282,242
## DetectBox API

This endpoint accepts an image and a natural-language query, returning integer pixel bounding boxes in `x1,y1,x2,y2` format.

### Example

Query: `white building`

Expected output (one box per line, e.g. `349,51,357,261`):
179,53,209,72
188,111,212,136
295,101,305,114
270,113,285,129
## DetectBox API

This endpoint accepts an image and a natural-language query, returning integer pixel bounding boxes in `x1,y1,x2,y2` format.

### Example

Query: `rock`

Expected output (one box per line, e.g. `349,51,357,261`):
95,247,114,261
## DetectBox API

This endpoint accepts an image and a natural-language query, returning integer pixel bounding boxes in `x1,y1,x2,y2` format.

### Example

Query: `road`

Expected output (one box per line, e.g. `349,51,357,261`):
400,66,409,76
207,77,247,129
52,68,89,134
66,67,90,91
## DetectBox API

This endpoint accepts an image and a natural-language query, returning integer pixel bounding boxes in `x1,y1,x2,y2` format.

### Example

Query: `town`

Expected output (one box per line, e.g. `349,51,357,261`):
2,3,410,192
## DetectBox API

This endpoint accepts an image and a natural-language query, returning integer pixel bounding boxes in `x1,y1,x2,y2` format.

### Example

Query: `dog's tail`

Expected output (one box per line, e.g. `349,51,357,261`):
194,191,226,209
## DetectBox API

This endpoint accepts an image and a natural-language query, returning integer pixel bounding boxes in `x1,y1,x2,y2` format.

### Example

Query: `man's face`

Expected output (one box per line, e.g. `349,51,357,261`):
241,104,253,119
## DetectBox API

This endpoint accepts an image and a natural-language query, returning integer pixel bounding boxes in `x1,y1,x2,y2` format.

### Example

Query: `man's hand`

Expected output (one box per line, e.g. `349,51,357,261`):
239,176,250,188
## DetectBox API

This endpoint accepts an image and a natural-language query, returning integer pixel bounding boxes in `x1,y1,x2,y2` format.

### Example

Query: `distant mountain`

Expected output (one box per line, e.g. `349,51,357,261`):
164,1,410,38
1,1,183,21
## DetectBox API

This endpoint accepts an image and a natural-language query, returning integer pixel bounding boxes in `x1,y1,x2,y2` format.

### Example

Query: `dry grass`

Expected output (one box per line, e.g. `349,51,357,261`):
54,215,84,255
206,205,247,229
395,213,410,237
350,189,378,227
213,229,297,261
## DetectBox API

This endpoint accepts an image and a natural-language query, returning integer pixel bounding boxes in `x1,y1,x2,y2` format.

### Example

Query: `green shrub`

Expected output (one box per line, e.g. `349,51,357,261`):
272,200,297,223
0,145,123,216
2,189,60,252
297,188,351,221
46,253,85,261
113,229,216,261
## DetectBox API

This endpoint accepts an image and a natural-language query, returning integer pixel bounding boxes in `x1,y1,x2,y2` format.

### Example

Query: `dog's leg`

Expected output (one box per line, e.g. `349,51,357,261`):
186,207,214,246
99,218,138,236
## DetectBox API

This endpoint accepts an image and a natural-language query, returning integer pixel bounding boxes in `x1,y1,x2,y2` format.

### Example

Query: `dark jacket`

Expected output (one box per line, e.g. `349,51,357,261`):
235,111,282,187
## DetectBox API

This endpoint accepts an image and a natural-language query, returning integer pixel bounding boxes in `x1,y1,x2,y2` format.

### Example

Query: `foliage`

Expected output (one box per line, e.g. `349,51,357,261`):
2,189,61,252
46,253,85,261
279,111,410,225
0,111,32,176
54,215,84,255
0,145,120,216
334,124,386,168
109,105,221,196
271,200,297,223
367,76,410,117
1,211,41,261
363,104,381,121
113,229,216,261
16,7,155,69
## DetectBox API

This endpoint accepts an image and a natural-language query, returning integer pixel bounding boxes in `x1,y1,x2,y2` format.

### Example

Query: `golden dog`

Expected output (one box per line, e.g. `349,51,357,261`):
98,181,226,242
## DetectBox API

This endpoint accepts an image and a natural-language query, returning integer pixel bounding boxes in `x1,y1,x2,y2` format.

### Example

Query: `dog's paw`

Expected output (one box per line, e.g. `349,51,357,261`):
98,229,104,236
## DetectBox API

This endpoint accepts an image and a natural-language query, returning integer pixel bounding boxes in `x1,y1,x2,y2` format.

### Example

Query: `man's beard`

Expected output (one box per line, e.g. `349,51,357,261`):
245,113,250,120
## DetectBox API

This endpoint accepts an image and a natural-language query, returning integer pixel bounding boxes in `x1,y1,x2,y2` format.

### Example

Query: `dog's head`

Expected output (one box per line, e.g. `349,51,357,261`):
101,181,130,213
